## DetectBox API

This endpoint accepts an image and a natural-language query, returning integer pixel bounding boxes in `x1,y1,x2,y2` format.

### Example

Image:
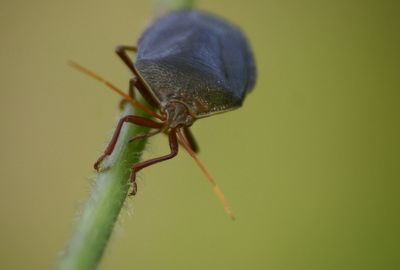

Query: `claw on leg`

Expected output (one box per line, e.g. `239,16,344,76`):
94,154,107,171
130,181,138,196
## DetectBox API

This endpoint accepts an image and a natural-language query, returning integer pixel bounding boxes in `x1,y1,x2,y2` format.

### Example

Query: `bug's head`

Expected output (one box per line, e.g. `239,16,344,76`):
164,101,195,129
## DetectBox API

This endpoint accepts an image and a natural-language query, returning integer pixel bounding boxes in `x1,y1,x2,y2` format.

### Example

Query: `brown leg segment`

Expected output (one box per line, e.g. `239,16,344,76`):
128,77,136,98
182,127,199,153
134,78,159,108
115,45,159,107
115,45,138,76
129,130,179,195
129,128,165,143
119,77,137,109
94,115,164,171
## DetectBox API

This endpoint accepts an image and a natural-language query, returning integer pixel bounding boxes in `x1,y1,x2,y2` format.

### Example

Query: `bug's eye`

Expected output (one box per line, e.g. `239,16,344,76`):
185,115,194,126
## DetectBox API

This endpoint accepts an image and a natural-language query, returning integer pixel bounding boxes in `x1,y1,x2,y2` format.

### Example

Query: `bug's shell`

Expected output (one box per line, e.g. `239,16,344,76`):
135,10,256,118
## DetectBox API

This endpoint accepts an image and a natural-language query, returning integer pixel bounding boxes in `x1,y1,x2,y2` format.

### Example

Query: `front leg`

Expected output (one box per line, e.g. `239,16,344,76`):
129,130,179,195
94,115,164,171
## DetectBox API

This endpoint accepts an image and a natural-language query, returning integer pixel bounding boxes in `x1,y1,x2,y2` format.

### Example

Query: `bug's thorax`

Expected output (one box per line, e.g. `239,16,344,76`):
162,101,196,129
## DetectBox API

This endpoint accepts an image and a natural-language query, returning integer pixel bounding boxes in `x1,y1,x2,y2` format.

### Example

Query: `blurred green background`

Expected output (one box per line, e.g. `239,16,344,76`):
1,0,399,269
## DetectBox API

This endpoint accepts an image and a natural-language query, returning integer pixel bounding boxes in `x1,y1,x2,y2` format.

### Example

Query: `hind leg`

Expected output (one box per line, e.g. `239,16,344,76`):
115,45,159,107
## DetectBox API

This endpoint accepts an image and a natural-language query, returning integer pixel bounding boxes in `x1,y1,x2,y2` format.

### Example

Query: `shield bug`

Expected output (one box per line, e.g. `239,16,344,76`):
70,10,256,219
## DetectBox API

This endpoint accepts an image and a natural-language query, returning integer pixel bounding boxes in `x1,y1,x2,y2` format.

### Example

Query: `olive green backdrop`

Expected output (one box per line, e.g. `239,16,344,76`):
0,0,399,269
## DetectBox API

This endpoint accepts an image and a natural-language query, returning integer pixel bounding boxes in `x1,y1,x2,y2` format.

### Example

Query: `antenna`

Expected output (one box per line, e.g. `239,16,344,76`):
177,129,235,220
68,61,163,120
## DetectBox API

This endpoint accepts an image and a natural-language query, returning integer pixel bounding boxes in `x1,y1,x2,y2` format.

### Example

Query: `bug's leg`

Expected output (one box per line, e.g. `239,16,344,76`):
129,125,167,143
115,45,159,107
115,45,138,76
160,127,199,153
94,115,164,171
129,130,178,195
69,61,161,119
134,77,159,108
182,127,200,153
119,77,137,109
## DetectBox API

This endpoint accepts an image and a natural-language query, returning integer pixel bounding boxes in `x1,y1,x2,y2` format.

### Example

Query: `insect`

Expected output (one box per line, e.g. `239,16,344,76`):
70,10,256,219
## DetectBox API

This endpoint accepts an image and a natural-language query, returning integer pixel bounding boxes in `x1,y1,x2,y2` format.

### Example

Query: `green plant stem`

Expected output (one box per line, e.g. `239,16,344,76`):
59,1,194,269
58,101,150,270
